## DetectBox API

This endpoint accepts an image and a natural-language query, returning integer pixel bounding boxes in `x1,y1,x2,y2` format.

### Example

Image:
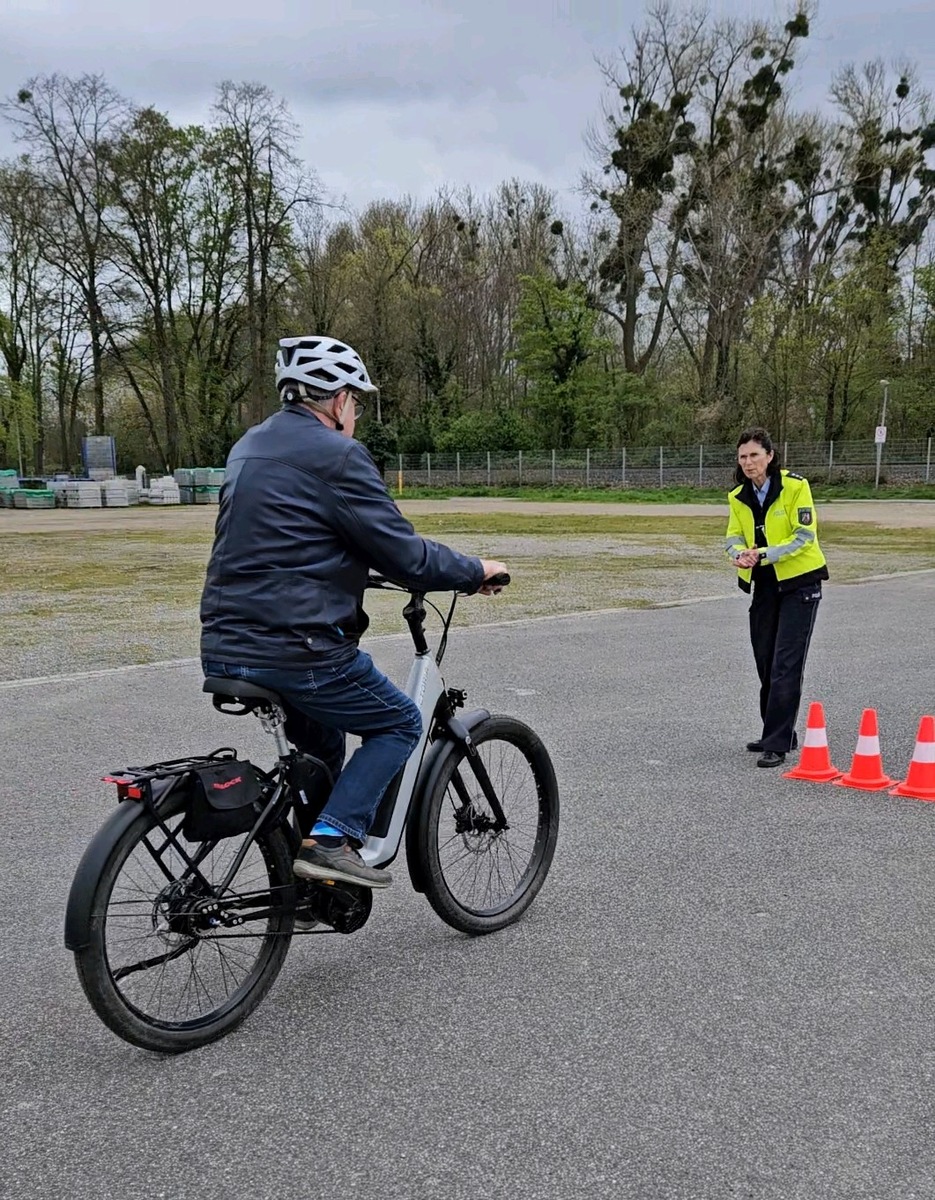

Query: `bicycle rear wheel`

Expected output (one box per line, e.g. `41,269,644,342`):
73,791,295,1053
414,715,559,934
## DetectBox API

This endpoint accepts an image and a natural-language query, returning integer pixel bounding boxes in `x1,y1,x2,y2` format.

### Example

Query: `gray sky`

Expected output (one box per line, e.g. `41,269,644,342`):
2,0,934,213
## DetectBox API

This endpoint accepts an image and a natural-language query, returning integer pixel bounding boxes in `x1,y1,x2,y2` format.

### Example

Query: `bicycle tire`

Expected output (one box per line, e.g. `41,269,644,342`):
73,791,295,1053
413,714,559,934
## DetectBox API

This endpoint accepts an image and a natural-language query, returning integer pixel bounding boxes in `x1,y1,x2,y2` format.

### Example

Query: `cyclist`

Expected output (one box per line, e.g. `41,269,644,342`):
200,335,508,889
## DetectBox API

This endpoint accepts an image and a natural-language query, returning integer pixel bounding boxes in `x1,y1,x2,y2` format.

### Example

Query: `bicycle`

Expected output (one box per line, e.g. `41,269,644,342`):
65,574,560,1053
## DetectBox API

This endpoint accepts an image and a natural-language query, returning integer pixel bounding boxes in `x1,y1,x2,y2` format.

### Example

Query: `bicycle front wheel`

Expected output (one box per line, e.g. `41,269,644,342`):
414,715,559,934
73,792,295,1053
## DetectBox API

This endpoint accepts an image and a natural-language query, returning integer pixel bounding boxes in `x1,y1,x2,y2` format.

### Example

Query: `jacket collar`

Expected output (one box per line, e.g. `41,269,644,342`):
733,471,781,512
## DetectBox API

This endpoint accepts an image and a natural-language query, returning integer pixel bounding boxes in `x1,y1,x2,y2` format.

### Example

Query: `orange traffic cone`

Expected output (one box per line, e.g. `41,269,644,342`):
783,702,842,782
833,708,894,791
890,715,935,802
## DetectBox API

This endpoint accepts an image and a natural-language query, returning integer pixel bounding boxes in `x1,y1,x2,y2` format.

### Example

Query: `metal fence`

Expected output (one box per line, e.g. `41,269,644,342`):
387,439,935,489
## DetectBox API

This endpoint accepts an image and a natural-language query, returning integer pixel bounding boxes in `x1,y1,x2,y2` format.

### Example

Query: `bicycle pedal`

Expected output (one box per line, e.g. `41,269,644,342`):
294,915,321,932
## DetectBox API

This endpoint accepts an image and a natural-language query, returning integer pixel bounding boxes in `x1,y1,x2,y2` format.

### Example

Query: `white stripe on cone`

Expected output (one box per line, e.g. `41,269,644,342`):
910,741,935,765
803,727,828,748
855,734,881,756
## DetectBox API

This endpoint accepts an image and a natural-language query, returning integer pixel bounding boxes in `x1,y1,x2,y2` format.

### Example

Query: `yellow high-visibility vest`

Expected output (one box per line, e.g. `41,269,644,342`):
725,470,827,592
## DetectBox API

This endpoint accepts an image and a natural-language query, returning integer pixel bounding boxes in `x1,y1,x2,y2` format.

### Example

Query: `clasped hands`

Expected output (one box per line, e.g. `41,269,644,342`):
733,548,762,569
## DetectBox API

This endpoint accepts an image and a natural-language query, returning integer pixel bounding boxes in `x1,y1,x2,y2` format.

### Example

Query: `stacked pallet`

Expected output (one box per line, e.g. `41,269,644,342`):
174,468,194,505
194,467,225,487
148,476,181,505
0,470,18,507
101,479,131,507
65,481,103,508
12,488,55,509
48,480,71,506
175,466,224,504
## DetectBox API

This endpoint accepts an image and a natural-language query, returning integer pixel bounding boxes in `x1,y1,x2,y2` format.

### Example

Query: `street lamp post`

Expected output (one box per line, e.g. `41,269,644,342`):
874,379,889,490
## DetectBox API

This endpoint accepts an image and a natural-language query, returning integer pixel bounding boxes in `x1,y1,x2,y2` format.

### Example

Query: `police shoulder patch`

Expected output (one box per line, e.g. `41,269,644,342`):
798,507,813,525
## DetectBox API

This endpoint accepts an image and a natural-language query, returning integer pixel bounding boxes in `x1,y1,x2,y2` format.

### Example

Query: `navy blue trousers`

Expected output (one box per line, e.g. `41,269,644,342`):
749,582,821,753
203,650,421,844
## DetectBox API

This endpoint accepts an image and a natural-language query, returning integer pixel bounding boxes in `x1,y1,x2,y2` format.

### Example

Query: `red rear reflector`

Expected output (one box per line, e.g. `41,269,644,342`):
102,775,144,799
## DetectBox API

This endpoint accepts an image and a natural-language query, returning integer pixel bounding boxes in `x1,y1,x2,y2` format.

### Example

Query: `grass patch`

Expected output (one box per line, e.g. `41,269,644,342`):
396,485,728,502
812,481,935,501
0,530,209,595
411,512,726,538
392,483,935,503
820,523,935,551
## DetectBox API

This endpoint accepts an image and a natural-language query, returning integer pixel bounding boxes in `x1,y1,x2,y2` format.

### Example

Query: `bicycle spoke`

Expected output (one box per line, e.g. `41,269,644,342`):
435,734,548,915
101,823,287,1029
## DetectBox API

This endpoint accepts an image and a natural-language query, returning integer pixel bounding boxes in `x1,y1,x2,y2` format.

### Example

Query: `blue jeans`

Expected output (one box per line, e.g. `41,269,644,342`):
203,650,422,844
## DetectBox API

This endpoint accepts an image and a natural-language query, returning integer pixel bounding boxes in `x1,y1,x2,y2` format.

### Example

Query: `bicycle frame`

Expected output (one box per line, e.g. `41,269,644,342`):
362,648,444,868
354,581,473,869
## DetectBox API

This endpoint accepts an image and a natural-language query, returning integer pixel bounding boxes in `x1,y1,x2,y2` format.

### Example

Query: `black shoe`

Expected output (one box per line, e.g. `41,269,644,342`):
747,734,797,753
757,751,786,768
293,840,393,889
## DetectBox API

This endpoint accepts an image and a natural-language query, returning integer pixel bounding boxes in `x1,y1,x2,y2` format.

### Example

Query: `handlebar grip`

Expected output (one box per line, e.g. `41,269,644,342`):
485,572,510,587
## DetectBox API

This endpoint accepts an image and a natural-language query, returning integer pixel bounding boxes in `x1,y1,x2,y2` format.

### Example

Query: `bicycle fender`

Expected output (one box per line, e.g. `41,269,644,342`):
65,780,177,952
405,707,490,894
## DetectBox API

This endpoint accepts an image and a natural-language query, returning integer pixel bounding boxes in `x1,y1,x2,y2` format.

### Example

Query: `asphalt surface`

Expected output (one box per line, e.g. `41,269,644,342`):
2,574,935,1200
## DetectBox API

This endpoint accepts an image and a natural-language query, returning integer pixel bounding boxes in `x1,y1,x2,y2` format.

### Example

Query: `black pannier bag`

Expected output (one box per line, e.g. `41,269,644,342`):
183,759,265,843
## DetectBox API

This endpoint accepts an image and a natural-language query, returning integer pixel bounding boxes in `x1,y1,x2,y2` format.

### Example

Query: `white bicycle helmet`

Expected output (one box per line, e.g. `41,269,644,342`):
275,336,378,395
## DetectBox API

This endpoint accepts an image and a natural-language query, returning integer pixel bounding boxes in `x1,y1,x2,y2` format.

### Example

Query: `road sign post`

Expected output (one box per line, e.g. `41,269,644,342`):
875,381,889,489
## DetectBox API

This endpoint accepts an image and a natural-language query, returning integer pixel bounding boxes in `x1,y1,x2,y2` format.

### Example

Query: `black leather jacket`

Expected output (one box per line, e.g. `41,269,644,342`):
200,405,485,666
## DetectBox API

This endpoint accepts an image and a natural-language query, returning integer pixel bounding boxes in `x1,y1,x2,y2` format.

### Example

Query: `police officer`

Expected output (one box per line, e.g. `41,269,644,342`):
725,427,828,768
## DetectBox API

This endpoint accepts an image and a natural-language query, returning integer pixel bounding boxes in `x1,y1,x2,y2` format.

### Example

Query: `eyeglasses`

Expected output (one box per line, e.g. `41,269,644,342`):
345,392,366,421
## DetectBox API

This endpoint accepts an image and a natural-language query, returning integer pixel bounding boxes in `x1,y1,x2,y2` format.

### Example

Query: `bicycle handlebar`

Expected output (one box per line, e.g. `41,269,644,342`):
367,571,510,592
366,571,509,664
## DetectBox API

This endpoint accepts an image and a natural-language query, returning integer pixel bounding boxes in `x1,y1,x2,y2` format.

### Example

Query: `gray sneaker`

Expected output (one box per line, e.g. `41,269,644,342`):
293,841,393,889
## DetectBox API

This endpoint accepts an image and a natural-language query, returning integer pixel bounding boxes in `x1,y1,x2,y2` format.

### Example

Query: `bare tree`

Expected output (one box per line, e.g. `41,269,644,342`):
212,82,318,425
1,74,129,434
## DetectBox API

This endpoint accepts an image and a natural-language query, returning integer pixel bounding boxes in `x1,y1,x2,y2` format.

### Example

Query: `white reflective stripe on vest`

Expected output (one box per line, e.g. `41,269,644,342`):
855,734,881,756
803,727,828,748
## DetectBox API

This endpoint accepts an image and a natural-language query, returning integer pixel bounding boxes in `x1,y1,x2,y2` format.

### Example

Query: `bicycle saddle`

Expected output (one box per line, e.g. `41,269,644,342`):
203,677,283,709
